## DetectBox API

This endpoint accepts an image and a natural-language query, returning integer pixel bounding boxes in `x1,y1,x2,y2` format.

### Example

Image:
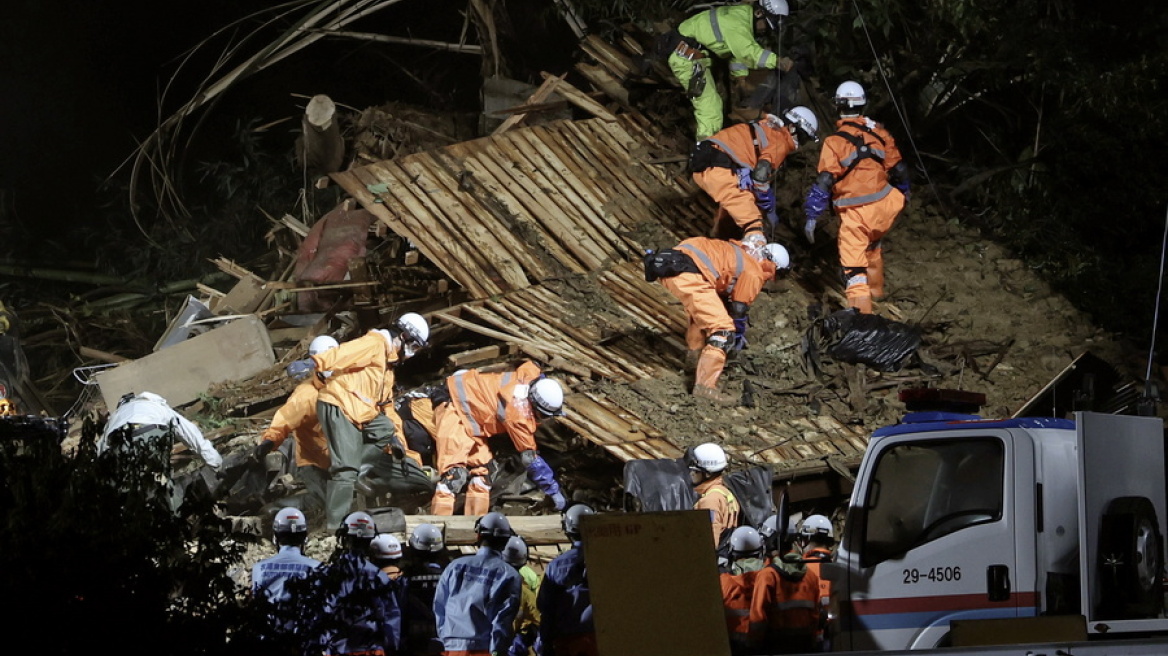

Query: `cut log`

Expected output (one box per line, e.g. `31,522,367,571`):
295,94,345,177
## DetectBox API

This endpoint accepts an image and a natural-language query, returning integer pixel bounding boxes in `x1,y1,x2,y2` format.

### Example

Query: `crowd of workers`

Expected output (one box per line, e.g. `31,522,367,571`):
249,500,839,656
93,2,911,652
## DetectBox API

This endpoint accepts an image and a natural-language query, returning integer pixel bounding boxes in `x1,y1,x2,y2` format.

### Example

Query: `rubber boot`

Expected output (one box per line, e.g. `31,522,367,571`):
693,383,738,406
694,345,727,389
465,476,491,516
431,485,455,516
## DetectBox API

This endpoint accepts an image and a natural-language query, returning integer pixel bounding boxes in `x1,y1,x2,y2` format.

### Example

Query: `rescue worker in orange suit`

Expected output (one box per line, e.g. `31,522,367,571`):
665,0,794,141
721,526,768,655
687,443,740,547
797,514,836,651
285,313,432,529
255,335,339,516
429,361,567,516
646,237,790,402
803,80,911,314
750,531,822,654
690,107,819,259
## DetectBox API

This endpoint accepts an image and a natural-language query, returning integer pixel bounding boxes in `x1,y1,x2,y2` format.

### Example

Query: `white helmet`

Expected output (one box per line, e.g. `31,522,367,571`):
562,503,596,539
688,443,728,475
763,243,790,270
475,511,515,538
758,514,779,539
395,312,430,359
408,523,445,552
370,533,403,560
308,335,339,356
502,535,529,567
273,507,308,535
341,511,377,539
531,378,566,417
835,81,867,110
730,526,764,556
758,0,789,31
799,514,834,539
783,106,820,146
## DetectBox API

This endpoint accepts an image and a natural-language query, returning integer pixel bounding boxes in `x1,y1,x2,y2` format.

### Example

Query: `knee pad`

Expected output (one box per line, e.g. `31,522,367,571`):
440,466,470,495
842,266,867,287
708,330,735,355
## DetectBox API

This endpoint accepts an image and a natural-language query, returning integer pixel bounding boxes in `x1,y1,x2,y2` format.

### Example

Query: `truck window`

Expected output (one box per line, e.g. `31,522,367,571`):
860,438,1004,567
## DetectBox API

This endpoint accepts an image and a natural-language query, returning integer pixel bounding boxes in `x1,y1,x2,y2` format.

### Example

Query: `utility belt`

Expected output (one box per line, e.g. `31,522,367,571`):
657,29,704,61
643,248,701,282
688,140,736,174
673,40,704,61
127,423,168,438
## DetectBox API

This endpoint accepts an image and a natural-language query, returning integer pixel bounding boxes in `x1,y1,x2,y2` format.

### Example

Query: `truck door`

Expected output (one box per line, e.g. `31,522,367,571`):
836,431,1026,651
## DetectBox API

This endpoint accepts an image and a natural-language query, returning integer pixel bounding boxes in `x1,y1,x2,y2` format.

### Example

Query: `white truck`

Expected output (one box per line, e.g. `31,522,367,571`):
824,389,1168,653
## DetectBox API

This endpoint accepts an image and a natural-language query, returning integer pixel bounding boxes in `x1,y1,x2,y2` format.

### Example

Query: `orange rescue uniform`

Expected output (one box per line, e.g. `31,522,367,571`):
660,237,776,391
312,330,402,427
431,361,544,515
260,376,330,471
693,121,796,246
815,117,906,313
750,560,822,654
721,566,763,654
694,474,740,547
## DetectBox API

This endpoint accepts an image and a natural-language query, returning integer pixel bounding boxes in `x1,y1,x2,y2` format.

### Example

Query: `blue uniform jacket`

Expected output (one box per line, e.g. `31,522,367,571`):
536,543,594,646
433,546,522,652
318,551,401,655
252,545,322,603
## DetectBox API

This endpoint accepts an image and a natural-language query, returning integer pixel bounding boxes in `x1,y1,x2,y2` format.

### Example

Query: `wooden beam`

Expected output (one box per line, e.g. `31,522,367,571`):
538,71,618,122
492,73,567,135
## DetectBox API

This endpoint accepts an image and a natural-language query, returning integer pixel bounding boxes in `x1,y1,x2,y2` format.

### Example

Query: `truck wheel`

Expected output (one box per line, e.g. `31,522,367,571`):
1097,496,1163,619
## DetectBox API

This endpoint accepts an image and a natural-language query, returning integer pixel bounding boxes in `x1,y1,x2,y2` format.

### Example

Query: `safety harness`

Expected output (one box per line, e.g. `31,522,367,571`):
831,120,886,181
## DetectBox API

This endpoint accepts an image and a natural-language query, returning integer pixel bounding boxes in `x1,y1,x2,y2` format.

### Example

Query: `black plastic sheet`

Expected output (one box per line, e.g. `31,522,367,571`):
814,308,921,372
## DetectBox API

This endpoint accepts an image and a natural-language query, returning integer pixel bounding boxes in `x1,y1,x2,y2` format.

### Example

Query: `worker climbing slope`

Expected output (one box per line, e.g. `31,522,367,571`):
690,108,819,256
665,0,794,140
804,81,911,314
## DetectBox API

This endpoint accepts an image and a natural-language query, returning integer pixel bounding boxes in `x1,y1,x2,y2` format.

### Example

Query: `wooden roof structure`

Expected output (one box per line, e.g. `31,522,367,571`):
331,101,868,477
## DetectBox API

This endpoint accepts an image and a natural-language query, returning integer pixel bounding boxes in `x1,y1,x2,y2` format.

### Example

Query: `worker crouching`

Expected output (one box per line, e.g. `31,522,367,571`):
646,237,790,403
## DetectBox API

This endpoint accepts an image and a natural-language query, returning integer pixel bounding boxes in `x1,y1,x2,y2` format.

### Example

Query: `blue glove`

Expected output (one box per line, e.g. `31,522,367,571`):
524,452,562,498
732,316,748,351
754,186,775,213
804,184,831,223
736,167,753,190
286,358,316,379
803,218,817,245
894,178,911,202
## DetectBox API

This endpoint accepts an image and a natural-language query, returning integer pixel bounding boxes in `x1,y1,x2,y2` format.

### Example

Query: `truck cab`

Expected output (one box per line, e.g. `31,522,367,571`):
829,405,1167,651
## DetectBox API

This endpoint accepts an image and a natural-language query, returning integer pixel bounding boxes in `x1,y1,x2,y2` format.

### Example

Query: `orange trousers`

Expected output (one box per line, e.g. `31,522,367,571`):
694,167,765,241
430,402,492,516
837,190,904,313
662,272,732,390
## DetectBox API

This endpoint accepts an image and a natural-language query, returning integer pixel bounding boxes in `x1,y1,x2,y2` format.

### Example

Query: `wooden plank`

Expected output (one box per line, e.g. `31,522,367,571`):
95,316,275,409
538,71,618,122
492,133,609,269
496,128,613,266
464,303,616,378
575,62,631,106
404,514,567,545
476,136,602,270
340,167,490,298
484,295,628,380
516,287,652,379
580,35,637,79
459,140,590,274
447,344,503,368
433,309,575,363
425,147,554,284
492,72,567,135
393,156,530,291
370,161,504,296
534,123,647,256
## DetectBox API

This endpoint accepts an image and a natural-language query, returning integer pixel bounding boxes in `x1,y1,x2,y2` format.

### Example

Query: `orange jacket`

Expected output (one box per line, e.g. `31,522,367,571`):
804,546,834,608
721,568,762,650
444,360,544,452
705,121,796,174
260,376,330,470
817,117,903,208
312,330,400,426
674,237,776,306
750,562,822,643
694,475,740,546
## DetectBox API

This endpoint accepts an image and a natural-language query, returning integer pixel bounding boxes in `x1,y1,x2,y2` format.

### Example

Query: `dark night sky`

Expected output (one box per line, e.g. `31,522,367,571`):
0,1,254,248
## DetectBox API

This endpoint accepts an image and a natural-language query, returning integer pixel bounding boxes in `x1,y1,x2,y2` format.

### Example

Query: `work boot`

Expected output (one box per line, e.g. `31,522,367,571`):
693,384,737,406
